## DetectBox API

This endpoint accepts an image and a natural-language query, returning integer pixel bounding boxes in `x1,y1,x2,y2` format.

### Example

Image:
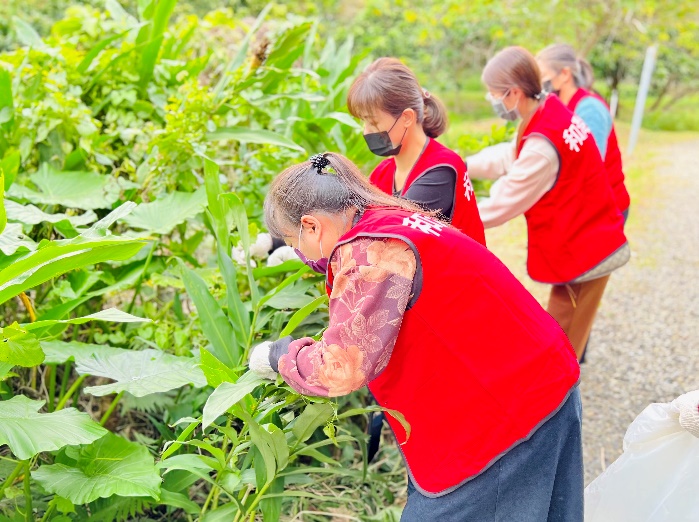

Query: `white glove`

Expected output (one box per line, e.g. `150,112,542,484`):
249,341,278,380
267,246,298,267
676,390,699,437
249,233,273,259
231,245,257,268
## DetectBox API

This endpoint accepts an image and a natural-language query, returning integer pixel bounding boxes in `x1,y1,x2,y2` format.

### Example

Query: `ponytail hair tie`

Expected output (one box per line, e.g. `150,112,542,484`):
534,91,545,101
422,88,431,99
309,153,330,174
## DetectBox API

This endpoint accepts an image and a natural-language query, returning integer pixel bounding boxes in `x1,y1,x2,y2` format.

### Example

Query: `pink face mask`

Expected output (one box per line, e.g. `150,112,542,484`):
295,225,328,275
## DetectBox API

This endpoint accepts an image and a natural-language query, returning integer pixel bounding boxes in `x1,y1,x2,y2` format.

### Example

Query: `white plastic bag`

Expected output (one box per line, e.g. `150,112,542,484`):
585,390,699,522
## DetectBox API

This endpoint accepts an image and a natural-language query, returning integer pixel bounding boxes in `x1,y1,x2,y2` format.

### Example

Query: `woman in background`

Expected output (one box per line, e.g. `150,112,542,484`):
467,46,629,360
537,43,630,220
347,57,485,245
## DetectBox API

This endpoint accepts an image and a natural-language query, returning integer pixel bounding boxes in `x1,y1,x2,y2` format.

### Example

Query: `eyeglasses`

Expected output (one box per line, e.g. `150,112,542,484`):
485,89,510,103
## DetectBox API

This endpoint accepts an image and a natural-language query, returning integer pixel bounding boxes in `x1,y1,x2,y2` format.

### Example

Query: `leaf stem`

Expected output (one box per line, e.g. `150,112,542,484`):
126,240,157,317
0,461,25,499
58,361,72,403
161,420,199,460
243,479,273,518
100,391,124,426
55,374,87,410
245,307,260,356
200,483,218,515
39,501,55,522
47,364,56,412
23,461,32,522
18,292,36,322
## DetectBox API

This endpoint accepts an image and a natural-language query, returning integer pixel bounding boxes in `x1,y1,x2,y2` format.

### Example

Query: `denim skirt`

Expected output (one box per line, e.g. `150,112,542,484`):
402,387,584,522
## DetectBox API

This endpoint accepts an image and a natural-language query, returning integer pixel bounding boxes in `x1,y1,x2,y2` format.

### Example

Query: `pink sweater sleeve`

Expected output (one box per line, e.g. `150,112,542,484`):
277,237,417,397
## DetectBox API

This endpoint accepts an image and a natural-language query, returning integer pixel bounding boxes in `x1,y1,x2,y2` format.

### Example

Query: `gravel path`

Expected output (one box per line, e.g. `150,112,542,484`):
579,139,699,484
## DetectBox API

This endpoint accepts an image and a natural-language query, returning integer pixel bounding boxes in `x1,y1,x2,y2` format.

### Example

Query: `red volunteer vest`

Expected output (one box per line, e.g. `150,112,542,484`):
520,95,627,284
326,207,580,496
369,138,486,246
567,88,631,213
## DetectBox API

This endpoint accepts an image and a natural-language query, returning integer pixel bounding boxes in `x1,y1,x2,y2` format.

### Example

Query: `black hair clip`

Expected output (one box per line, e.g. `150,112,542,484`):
309,153,330,174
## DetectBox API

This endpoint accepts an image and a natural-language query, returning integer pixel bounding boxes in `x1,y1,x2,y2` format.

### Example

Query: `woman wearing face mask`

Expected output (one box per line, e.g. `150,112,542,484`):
250,152,583,521
537,44,631,221
347,58,486,246
467,46,629,361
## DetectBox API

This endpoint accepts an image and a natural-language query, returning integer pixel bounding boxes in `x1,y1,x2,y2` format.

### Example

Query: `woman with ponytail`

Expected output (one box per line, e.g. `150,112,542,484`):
250,152,583,520
347,58,486,246
537,43,631,220
467,46,629,361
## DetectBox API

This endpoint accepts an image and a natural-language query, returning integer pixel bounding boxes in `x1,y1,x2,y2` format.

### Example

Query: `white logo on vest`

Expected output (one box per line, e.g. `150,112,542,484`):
563,115,591,152
402,213,446,236
463,175,474,201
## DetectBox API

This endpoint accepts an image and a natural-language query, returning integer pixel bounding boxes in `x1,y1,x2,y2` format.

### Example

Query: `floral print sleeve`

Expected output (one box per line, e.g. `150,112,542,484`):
277,237,417,397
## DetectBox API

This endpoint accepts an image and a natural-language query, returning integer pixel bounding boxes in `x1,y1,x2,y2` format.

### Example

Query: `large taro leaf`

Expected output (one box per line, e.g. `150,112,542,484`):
0,222,37,256
0,395,107,460
76,348,206,397
7,164,138,210
40,339,124,365
0,323,44,367
202,372,268,429
120,188,207,234
4,199,97,227
33,432,161,504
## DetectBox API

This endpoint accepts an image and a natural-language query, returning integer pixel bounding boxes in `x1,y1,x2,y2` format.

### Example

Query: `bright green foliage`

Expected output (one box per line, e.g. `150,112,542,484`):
0,1,413,519
23,308,151,331
0,222,144,304
41,339,125,365
7,164,136,210
291,403,335,445
0,395,107,460
32,432,162,504
0,323,44,367
0,169,5,235
178,258,241,367
199,347,239,387
4,200,97,227
78,348,207,397
119,188,207,234
202,371,268,428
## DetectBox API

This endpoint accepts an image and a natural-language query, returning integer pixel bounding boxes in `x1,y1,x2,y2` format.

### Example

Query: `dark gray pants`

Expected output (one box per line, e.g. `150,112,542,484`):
402,387,584,522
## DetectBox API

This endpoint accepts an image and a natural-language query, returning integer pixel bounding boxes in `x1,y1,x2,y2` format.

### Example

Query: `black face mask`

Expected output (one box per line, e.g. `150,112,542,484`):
363,115,407,157
542,80,560,98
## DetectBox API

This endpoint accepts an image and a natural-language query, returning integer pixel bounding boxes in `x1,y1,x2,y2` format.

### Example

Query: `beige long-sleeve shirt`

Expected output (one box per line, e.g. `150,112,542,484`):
467,137,559,228
468,137,630,282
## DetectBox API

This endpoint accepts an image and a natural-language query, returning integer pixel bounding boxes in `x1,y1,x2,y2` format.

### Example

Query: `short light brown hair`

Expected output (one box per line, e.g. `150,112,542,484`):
537,43,594,90
482,46,542,99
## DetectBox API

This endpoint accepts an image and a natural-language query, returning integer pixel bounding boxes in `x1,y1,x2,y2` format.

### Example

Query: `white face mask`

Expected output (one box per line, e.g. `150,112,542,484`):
487,89,521,122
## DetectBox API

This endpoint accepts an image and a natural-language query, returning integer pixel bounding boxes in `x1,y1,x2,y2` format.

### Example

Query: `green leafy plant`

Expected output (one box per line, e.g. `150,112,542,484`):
0,2,408,520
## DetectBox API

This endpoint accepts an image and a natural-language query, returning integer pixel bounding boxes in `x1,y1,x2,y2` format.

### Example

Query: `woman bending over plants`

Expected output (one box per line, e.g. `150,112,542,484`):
250,152,583,521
